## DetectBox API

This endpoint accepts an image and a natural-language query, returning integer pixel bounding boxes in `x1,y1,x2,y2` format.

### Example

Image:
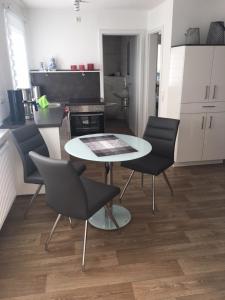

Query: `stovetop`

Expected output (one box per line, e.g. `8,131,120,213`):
66,98,104,106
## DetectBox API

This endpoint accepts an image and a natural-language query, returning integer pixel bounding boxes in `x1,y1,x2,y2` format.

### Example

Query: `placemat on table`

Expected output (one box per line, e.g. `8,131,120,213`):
80,134,137,157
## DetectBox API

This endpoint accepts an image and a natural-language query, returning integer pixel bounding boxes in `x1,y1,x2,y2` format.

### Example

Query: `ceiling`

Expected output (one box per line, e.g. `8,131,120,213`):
22,0,165,10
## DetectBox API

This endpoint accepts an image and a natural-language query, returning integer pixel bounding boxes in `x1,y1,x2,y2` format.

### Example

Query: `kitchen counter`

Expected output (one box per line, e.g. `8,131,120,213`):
1,106,65,129
33,106,65,128
66,98,105,106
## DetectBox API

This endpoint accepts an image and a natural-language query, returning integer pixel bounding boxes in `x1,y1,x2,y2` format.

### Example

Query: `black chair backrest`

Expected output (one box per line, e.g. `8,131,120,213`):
143,116,180,160
29,151,88,219
12,124,49,180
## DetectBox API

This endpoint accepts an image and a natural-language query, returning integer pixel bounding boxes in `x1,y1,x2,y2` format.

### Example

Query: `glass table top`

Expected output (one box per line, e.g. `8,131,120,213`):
64,133,152,162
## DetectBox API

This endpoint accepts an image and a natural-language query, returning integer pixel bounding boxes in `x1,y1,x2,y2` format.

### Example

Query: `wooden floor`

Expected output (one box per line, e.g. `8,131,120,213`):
1,162,225,299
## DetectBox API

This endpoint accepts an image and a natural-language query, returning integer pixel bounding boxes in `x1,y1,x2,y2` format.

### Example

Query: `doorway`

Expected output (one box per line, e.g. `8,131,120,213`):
147,31,162,118
102,34,138,135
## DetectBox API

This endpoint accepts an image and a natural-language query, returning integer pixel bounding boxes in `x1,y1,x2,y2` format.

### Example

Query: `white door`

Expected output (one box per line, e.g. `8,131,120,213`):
182,46,214,103
202,112,225,160
210,47,225,101
176,113,206,162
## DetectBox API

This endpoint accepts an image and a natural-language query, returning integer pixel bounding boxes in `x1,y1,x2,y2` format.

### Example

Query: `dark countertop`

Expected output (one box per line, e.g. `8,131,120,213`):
1,106,65,129
1,98,105,130
172,44,225,47
65,98,105,106
33,106,65,128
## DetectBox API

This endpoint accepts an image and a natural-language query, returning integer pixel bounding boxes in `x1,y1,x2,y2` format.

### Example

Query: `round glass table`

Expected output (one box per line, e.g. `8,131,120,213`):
65,133,152,230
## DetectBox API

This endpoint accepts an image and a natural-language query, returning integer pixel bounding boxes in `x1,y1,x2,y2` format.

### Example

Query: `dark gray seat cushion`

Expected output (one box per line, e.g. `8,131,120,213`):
81,177,120,218
121,154,173,176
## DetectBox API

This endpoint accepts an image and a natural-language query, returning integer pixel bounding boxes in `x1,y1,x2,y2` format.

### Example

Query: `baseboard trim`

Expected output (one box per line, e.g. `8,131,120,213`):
174,160,224,167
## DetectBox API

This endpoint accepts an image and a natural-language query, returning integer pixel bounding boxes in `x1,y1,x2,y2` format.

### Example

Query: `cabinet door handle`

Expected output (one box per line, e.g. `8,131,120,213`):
201,116,205,129
204,86,208,99
202,105,216,108
213,85,217,99
209,116,213,129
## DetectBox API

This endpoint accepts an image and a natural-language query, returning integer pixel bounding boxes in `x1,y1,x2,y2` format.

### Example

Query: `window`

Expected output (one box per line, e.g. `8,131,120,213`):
4,9,30,89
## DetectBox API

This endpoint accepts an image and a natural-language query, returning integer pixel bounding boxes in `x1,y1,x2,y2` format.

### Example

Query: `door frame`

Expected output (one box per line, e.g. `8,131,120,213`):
99,29,145,136
143,26,164,128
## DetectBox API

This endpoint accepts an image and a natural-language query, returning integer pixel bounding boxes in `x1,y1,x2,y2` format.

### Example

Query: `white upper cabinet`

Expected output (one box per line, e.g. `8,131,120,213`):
182,46,214,103
210,47,225,101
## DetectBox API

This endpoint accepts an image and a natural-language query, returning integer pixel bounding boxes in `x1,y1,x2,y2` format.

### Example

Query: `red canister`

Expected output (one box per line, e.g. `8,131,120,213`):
87,63,94,71
70,65,77,71
79,64,85,71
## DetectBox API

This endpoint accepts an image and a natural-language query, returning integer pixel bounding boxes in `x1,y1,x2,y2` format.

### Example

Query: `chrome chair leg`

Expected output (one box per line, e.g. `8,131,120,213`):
119,170,135,203
45,214,61,251
141,173,144,188
24,184,43,219
82,220,88,272
105,206,120,229
68,217,73,228
162,171,174,196
152,175,155,215
104,162,110,184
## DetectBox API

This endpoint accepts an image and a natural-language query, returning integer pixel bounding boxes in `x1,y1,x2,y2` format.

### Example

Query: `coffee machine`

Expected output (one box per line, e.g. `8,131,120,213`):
8,90,25,125
21,89,33,120
21,86,40,120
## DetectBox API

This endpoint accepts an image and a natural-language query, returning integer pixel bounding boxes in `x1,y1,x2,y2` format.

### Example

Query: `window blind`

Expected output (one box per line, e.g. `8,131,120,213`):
4,9,30,89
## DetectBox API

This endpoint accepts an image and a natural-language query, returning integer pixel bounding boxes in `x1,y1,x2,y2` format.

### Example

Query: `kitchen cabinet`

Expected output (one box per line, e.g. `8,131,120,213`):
182,46,214,103
181,46,225,103
176,110,225,163
210,47,225,101
202,112,225,160
59,114,71,159
168,45,225,165
176,113,205,162
39,115,70,160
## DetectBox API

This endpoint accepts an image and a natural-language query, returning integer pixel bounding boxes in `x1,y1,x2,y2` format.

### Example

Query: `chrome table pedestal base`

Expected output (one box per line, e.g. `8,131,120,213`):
89,204,131,230
88,162,131,230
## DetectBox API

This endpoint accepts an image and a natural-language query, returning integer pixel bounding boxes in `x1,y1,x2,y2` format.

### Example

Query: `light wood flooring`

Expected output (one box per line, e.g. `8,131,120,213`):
1,162,225,299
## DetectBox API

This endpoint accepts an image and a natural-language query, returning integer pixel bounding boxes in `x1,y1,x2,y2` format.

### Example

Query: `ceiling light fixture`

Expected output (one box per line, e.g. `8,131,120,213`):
73,0,89,12
73,0,89,22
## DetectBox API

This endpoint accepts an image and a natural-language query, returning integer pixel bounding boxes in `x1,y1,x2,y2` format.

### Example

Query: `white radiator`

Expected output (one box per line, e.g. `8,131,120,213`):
0,140,16,229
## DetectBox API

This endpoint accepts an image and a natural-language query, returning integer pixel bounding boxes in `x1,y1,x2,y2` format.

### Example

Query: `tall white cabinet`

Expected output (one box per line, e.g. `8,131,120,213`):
167,45,225,165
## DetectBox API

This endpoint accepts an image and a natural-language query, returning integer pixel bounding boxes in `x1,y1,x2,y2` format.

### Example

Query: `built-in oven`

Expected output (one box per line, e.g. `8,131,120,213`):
69,105,105,137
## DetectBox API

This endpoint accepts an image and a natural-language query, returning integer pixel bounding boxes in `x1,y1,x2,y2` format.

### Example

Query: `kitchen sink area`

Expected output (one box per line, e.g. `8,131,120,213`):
47,102,61,108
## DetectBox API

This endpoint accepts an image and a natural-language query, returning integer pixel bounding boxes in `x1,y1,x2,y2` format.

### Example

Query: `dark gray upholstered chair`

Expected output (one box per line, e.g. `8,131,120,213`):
120,116,180,214
29,151,120,271
12,124,86,218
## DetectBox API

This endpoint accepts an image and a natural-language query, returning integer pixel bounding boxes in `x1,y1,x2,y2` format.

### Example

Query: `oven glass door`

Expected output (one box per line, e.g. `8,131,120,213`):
70,112,104,136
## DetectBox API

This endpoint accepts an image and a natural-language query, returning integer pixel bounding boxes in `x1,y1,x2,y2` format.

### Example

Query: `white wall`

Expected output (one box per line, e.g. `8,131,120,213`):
27,8,147,135
0,0,28,125
27,8,148,70
0,3,12,125
145,0,174,121
172,0,225,46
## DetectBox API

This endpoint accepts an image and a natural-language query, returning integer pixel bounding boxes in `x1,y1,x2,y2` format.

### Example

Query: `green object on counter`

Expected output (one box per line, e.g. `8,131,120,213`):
38,95,49,109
